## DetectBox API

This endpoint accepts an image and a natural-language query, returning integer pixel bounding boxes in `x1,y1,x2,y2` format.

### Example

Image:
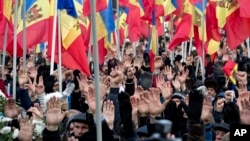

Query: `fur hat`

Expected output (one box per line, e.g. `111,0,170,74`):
205,78,218,93
174,55,182,63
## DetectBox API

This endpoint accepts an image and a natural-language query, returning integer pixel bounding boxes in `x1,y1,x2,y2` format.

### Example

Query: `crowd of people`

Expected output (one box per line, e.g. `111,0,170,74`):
0,34,250,141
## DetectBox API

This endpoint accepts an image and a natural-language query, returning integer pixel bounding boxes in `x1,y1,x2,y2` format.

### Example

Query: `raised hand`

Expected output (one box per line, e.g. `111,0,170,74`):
18,116,35,141
185,56,193,66
109,67,124,86
35,76,45,95
154,56,163,69
201,96,213,124
45,97,66,131
156,75,173,100
134,86,144,99
142,88,165,117
18,69,29,88
138,93,149,116
237,81,248,94
178,69,189,84
100,81,109,100
77,73,89,96
163,66,175,81
237,71,247,83
240,96,250,124
25,77,36,98
130,96,139,116
214,98,225,112
4,99,20,118
130,96,139,127
237,91,249,111
27,103,43,120
86,85,96,115
27,66,37,79
123,56,132,68
172,78,181,91
103,100,115,130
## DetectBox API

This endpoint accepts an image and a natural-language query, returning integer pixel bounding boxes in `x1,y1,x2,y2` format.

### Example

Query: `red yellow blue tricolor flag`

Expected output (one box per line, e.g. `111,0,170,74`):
148,9,157,72
17,0,50,49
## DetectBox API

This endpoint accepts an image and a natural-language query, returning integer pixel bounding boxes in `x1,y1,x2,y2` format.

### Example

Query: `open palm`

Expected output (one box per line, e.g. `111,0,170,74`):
45,97,66,126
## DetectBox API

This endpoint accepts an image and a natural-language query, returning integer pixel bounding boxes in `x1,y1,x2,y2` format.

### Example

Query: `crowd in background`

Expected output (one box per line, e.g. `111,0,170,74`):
0,32,250,141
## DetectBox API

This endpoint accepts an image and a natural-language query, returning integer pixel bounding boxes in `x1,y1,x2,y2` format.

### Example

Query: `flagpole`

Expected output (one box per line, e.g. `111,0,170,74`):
162,16,167,54
1,23,8,80
183,41,187,62
201,0,206,82
181,42,184,62
13,0,18,99
170,14,174,65
57,10,62,94
22,0,27,70
50,0,58,75
88,27,92,63
247,38,250,58
188,38,192,56
195,57,200,78
90,0,102,141
116,0,121,60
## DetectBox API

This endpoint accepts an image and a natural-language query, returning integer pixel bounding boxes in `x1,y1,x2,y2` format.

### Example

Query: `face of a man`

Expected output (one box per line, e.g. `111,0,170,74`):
73,122,89,137
215,130,227,141
207,87,216,98
172,98,181,107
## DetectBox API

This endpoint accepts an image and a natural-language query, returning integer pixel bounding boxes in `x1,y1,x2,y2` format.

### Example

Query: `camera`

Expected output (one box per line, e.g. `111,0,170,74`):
140,120,182,141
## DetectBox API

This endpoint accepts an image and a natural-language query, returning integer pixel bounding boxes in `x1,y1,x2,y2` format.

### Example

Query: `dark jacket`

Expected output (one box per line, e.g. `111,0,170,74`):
17,88,40,110
187,121,205,141
42,120,114,141
70,91,89,113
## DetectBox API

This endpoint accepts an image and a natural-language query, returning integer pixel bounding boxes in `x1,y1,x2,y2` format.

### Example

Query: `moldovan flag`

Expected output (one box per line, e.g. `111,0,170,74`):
148,10,157,72
35,42,46,53
119,11,127,46
216,0,250,50
96,0,115,41
0,0,23,57
192,0,207,57
83,0,107,16
17,0,50,49
95,0,115,64
48,0,90,76
206,1,221,55
168,0,193,51
127,0,144,42
119,0,129,7
2,0,13,21
238,0,250,18
222,60,238,85
155,0,176,17
73,0,90,50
